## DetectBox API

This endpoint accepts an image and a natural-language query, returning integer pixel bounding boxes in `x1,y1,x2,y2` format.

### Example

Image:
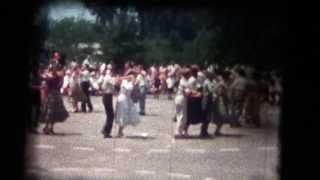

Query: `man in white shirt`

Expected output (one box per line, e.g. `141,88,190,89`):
101,66,116,138
80,64,93,112
136,66,147,115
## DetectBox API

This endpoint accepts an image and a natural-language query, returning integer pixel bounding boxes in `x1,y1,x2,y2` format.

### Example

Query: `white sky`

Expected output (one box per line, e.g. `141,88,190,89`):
48,2,96,22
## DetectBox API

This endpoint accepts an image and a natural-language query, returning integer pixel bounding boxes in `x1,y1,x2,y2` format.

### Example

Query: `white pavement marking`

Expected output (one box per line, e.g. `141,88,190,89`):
112,148,131,153
52,167,82,172
167,172,191,179
35,144,55,149
94,168,117,172
258,146,277,151
135,170,156,175
220,148,240,152
148,149,170,154
132,132,149,137
204,178,217,180
87,135,100,138
73,146,95,151
185,148,206,154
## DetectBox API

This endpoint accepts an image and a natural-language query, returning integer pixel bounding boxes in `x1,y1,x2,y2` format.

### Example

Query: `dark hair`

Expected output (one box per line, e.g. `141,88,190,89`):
222,71,230,82
253,71,260,81
190,65,199,77
236,68,246,77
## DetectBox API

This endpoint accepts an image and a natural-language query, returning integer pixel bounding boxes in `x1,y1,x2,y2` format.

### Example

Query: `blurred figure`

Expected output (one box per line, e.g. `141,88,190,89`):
174,68,189,138
153,75,161,99
229,68,248,127
136,66,148,115
61,69,71,96
41,65,69,134
101,67,116,138
212,79,230,136
244,70,261,128
80,64,93,113
70,66,86,113
166,71,175,100
185,65,210,138
202,71,218,136
28,63,42,134
114,71,140,137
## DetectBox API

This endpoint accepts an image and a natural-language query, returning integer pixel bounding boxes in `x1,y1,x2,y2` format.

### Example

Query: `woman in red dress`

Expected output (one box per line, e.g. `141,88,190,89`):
41,65,69,134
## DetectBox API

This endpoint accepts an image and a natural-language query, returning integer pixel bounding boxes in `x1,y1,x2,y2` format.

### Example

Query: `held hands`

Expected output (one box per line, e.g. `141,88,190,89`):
192,91,202,97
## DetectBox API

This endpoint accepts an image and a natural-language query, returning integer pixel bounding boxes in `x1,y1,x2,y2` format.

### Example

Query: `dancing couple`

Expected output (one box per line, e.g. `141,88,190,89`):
100,65,142,138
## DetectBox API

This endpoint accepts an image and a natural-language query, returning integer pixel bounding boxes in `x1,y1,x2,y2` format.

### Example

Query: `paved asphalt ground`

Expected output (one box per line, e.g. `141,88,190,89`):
26,95,280,180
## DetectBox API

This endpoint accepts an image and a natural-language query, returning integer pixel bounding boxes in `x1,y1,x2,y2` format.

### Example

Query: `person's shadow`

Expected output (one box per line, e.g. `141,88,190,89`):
48,132,82,136
215,133,246,138
144,113,158,117
124,135,156,140
174,133,246,140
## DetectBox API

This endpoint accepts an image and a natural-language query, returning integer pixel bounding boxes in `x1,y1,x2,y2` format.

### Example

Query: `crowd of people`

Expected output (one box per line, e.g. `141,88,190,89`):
28,52,282,138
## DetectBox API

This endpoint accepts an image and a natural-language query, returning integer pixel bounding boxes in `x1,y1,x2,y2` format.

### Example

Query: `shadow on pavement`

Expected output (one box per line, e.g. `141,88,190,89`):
144,113,158,117
50,132,82,136
124,135,156,140
174,133,246,140
174,135,215,140
216,133,246,138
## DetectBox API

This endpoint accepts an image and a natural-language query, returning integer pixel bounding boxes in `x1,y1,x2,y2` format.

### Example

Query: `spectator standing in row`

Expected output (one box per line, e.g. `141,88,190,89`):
80,64,93,113
166,71,176,100
136,65,148,115
69,66,86,113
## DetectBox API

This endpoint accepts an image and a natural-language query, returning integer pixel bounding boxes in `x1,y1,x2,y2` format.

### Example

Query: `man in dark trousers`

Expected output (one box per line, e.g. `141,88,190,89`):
81,64,93,112
100,65,116,138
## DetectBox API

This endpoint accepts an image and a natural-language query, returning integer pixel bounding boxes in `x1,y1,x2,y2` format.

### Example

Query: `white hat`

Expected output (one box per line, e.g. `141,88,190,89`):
83,59,89,65
107,64,112,70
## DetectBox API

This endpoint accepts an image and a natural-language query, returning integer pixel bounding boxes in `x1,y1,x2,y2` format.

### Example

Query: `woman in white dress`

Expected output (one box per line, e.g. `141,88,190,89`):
114,71,140,137
174,68,191,138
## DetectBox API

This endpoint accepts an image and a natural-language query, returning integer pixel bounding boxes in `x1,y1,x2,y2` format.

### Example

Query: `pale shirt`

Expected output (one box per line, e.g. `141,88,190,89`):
177,77,189,95
166,77,175,89
62,75,71,89
187,76,197,91
203,79,219,100
90,76,99,90
101,74,116,94
175,77,188,105
136,74,146,87
203,79,218,94
97,75,104,85
81,69,90,82
197,71,206,86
